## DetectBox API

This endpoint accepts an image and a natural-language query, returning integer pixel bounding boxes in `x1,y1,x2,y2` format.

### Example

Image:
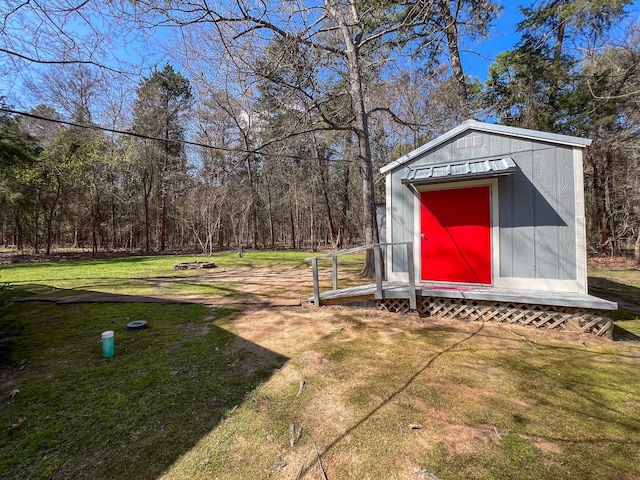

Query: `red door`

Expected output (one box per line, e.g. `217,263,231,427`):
420,186,492,284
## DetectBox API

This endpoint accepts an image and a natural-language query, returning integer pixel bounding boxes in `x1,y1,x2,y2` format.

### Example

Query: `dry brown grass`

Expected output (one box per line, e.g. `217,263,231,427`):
158,299,640,480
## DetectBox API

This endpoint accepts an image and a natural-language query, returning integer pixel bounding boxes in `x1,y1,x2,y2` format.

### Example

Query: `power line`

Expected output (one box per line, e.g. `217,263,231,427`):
0,106,352,163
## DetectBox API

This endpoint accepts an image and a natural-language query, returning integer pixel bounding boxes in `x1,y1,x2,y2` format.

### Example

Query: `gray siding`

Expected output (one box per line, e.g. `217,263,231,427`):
390,167,415,273
388,131,577,281
500,145,576,280
376,203,386,245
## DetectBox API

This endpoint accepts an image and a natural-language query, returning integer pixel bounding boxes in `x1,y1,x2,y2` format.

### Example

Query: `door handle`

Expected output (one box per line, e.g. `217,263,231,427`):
421,234,428,241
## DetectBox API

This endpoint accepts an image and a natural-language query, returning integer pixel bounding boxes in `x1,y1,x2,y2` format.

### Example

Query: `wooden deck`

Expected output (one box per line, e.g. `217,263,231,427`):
317,281,617,311
307,244,616,336
316,282,616,337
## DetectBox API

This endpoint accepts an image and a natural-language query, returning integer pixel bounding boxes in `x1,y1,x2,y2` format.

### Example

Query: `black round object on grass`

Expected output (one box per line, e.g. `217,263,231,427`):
127,320,148,330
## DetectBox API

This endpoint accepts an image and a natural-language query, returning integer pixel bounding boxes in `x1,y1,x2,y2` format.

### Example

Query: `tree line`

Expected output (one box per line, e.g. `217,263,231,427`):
0,0,638,261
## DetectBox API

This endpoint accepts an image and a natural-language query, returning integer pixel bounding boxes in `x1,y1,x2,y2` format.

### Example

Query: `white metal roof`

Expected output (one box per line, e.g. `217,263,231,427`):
401,156,517,185
380,120,592,175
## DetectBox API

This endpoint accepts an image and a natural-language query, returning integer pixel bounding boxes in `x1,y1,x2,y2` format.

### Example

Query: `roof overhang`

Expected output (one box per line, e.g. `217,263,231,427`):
401,156,517,186
381,119,592,175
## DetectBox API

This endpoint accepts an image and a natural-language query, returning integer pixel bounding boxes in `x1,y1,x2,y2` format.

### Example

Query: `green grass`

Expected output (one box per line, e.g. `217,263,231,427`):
0,250,365,298
0,299,287,479
0,251,314,282
0,251,319,297
0,250,340,479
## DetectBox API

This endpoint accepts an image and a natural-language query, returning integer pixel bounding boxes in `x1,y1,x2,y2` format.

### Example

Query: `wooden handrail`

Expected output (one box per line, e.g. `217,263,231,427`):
308,242,416,310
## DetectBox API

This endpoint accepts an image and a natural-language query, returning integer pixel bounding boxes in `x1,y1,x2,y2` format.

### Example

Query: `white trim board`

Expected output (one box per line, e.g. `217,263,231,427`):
573,147,588,294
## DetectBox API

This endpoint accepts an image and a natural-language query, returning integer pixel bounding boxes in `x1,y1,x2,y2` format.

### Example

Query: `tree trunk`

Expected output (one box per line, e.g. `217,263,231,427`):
15,210,23,253
111,201,117,250
310,183,316,251
266,177,275,249
244,155,259,250
34,193,40,254
143,167,153,253
92,206,98,254
144,194,151,252
160,192,166,251
91,182,101,254
314,136,337,245
336,163,351,249
604,148,615,253
326,0,379,276
290,208,296,249
439,0,470,119
45,176,61,256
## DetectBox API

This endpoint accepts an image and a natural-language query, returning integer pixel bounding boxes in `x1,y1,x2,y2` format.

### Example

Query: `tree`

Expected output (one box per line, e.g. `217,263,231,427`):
0,109,40,170
399,0,501,120
568,38,640,256
483,43,565,130
254,36,346,249
482,0,638,255
0,109,40,250
483,0,633,131
132,64,192,252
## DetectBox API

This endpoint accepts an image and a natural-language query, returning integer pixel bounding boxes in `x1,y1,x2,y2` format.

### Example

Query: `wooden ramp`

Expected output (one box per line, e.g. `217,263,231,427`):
316,282,408,305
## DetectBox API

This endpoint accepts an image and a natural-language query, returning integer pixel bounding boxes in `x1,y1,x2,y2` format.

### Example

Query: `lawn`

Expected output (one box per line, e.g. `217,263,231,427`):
1,253,640,479
0,251,319,296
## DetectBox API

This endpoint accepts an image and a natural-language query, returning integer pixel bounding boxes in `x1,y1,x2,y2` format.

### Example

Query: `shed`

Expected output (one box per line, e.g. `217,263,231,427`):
309,120,616,336
378,120,616,334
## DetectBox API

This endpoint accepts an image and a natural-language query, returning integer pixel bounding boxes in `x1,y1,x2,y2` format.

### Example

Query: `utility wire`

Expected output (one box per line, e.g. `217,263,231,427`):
0,106,355,163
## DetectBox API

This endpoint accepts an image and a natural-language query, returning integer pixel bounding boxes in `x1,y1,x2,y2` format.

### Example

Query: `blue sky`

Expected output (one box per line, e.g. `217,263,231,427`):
461,1,530,80
461,0,640,80
1,0,639,109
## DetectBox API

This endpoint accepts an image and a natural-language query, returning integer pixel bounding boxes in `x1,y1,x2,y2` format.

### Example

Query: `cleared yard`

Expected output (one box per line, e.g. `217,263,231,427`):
1,252,639,479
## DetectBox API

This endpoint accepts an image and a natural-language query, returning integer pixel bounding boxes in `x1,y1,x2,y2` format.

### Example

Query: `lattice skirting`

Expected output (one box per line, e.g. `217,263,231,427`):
377,297,413,314
378,296,613,337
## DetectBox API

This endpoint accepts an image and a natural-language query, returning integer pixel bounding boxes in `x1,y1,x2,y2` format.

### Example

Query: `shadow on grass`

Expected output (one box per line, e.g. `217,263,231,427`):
589,276,640,341
10,280,264,305
1,254,159,270
0,284,288,480
299,321,486,479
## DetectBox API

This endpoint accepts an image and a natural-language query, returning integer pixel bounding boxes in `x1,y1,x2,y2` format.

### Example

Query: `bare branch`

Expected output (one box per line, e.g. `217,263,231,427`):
0,47,128,75
368,106,427,131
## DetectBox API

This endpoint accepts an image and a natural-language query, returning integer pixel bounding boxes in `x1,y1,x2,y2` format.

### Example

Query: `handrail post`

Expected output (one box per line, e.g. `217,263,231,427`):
332,256,338,291
312,257,320,306
374,243,383,299
406,242,416,310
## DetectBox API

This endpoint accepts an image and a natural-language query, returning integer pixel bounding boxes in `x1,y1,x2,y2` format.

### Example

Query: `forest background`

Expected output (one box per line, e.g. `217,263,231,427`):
0,0,639,262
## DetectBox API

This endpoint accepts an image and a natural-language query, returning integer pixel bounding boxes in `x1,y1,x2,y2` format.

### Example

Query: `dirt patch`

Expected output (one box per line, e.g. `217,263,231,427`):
523,435,563,454
435,423,500,454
